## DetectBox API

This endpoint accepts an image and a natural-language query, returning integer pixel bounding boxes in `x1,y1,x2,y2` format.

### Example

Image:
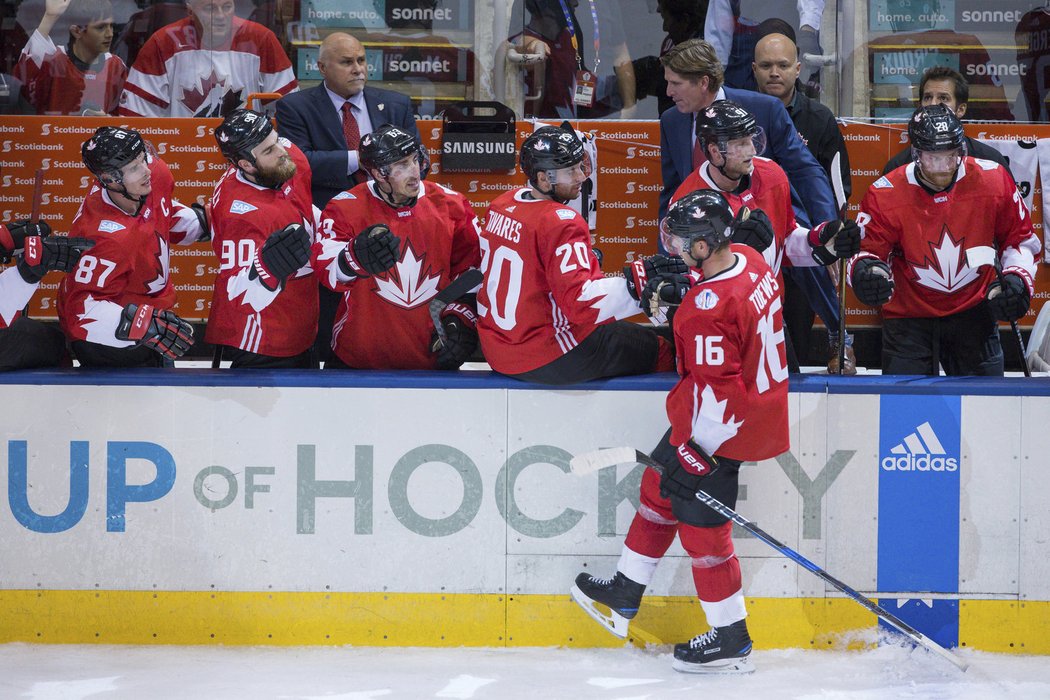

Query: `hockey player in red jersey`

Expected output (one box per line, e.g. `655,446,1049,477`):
848,105,1040,376
206,109,318,368
57,126,206,367
1,220,93,369
571,190,789,674
477,124,675,384
118,0,297,117
14,0,127,115
311,124,482,370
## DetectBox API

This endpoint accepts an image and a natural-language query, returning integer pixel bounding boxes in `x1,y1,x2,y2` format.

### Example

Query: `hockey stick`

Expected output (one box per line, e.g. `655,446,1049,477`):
830,151,849,376
22,168,45,316
569,447,969,671
429,267,483,345
965,246,1030,377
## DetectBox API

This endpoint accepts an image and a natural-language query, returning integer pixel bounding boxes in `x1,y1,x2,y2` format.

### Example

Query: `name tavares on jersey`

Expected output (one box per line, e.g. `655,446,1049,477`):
485,210,522,243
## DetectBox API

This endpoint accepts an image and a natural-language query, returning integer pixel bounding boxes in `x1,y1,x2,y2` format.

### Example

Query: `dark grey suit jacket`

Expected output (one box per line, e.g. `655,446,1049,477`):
276,84,420,208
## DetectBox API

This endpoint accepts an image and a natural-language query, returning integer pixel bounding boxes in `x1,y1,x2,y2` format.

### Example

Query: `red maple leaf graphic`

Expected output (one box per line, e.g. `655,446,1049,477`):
180,70,226,114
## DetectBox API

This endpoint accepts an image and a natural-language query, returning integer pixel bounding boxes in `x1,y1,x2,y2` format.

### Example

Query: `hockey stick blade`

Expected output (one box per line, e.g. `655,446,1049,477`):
429,268,483,344
570,447,969,671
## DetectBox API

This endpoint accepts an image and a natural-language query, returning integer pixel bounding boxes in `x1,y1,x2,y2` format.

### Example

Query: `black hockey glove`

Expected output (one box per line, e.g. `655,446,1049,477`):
430,302,479,370
16,236,95,283
731,208,775,253
985,271,1030,322
850,256,894,307
659,439,720,500
592,247,604,269
641,272,691,314
115,303,195,360
339,223,401,277
190,202,211,242
624,254,689,300
1,220,52,263
809,219,860,266
250,223,311,291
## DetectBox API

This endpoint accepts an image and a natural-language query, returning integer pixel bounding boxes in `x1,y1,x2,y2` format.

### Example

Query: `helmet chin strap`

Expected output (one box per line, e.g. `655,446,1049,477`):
374,173,417,208
538,169,572,204
100,174,147,214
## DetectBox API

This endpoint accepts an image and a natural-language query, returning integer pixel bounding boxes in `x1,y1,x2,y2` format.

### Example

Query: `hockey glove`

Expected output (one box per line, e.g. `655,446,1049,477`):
250,223,311,291
809,219,860,266
659,439,720,500
0,220,52,263
115,303,195,360
624,254,689,300
190,202,211,242
430,302,479,370
339,223,401,277
731,208,775,253
16,236,95,283
592,247,604,269
850,256,894,306
641,272,691,315
985,271,1030,322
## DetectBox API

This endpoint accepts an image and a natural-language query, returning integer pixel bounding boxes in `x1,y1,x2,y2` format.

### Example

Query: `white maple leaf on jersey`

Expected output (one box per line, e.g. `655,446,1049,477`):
146,236,170,295
911,225,981,294
691,383,743,456
78,294,132,346
577,278,640,323
374,245,441,309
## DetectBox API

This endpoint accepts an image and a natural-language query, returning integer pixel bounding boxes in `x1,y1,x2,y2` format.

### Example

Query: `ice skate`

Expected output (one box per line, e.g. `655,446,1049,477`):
671,619,755,674
569,571,645,638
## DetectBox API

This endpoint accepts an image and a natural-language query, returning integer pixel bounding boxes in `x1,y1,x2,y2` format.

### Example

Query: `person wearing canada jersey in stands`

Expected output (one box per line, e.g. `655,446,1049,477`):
476,124,675,385
571,190,789,674
847,105,1040,376
206,109,320,368
310,124,482,370
58,126,207,367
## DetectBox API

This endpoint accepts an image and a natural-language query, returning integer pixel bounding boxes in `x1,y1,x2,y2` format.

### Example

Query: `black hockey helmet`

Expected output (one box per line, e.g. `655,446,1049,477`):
360,124,428,177
908,104,966,153
214,108,274,166
82,126,146,179
695,100,766,157
520,125,585,183
660,189,734,256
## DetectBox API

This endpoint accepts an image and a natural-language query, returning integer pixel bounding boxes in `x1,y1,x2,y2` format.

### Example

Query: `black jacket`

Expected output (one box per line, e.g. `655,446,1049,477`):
786,81,851,202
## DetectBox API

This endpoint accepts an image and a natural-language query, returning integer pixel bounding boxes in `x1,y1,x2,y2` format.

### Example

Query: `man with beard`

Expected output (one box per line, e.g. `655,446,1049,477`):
206,109,318,368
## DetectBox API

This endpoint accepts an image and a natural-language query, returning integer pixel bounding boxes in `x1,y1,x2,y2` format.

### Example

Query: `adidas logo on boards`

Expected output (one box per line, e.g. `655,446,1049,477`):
881,421,958,472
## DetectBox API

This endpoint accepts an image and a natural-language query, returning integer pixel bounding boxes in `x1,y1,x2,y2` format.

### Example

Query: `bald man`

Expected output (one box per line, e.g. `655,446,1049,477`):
276,32,420,361
276,32,420,209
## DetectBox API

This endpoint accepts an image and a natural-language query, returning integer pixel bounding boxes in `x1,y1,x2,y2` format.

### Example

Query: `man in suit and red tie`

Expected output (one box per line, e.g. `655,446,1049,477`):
275,31,420,359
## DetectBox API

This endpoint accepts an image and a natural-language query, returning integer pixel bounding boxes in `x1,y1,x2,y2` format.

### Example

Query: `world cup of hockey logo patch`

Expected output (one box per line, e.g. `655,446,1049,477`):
693,289,719,310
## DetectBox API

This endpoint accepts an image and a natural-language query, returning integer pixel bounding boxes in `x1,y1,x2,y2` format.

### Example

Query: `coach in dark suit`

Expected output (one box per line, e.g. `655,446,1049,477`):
276,32,420,209
657,38,835,227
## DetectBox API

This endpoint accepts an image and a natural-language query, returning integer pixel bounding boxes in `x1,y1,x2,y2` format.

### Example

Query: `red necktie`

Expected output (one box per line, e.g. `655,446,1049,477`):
692,136,705,170
342,101,360,151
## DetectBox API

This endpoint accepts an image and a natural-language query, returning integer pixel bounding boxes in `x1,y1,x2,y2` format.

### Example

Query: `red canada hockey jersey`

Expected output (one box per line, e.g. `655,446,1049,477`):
118,17,296,117
476,188,642,375
312,180,482,369
667,244,789,462
14,30,127,115
58,157,202,346
852,158,1039,320
670,157,815,279
205,142,319,357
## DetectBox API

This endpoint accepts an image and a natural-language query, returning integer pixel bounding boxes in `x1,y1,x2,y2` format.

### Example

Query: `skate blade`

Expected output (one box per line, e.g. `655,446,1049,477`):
569,584,631,639
671,656,755,675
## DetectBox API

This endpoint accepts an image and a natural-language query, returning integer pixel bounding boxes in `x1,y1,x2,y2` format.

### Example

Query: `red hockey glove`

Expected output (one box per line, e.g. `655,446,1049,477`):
17,236,95,283
624,254,689,300
809,219,860,266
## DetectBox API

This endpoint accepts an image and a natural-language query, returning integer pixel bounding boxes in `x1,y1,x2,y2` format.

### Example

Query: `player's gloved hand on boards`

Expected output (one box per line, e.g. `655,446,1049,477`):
850,256,894,306
115,303,194,360
659,439,720,500
16,236,94,283
809,219,860,265
430,302,479,370
339,223,401,277
624,254,689,300
985,271,1031,322
0,220,52,263
731,208,774,253
250,223,311,291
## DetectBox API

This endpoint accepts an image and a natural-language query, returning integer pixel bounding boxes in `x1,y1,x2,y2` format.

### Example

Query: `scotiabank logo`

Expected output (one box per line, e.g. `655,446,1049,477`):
881,421,958,472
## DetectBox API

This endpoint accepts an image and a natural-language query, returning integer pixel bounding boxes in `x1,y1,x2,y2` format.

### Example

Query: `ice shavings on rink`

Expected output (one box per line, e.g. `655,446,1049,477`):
1,640,1049,700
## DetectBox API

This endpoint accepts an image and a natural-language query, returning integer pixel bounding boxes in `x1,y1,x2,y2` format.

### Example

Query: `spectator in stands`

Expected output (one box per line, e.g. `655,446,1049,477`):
633,0,708,116
752,21,854,373
882,66,1010,176
118,0,296,117
14,0,127,115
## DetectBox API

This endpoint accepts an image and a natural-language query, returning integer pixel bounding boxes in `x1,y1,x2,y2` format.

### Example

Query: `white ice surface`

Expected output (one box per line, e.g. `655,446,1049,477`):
1,640,1048,700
